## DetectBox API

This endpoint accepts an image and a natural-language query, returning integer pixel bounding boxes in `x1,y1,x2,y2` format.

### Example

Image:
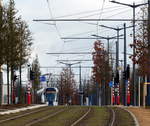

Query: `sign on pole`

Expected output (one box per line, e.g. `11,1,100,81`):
40,76,46,82
109,81,113,88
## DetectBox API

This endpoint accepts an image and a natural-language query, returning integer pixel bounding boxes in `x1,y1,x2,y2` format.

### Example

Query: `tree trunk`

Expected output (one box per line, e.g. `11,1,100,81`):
0,66,3,105
10,66,15,104
7,64,10,104
19,64,22,104
10,66,13,104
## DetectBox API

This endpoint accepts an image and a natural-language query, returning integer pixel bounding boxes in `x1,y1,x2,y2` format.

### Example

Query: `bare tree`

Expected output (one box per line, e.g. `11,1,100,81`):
58,67,77,105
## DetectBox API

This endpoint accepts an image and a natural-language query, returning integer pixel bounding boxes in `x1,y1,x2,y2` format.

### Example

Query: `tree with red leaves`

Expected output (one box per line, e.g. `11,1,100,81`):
58,67,77,105
92,40,111,105
130,6,150,76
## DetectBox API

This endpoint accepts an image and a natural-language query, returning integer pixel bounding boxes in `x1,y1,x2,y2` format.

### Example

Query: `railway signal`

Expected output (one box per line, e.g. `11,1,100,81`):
30,70,35,81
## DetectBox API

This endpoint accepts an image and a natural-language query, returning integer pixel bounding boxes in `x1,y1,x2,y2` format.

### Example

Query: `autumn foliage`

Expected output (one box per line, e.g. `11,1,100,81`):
130,6,150,76
92,40,111,87
130,40,150,76
58,67,78,105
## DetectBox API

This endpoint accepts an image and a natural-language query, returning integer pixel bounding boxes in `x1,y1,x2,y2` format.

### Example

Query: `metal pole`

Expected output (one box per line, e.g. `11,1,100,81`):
0,0,2,105
148,0,150,58
133,3,136,106
79,65,83,105
115,41,117,72
124,23,127,106
115,29,119,105
107,38,110,54
116,29,119,72
143,76,147,107
147,0,150,106
138,76,141,107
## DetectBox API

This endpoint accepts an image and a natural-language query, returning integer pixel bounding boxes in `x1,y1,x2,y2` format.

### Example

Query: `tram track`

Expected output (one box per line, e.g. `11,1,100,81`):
29,106,90,126
107,107,116,126
70,107,91,126
0,106,66,126
0,106,50,123
0,106,136,126
25,108,67,126
107,107,135,126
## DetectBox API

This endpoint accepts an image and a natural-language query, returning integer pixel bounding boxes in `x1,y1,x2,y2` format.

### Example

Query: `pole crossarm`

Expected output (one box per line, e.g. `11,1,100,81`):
59,61,81,66
99,25,133,31
92,34,124,39
46,52,92,54
57,60,92,62
33,19,147,22
40,66,94,68
110,1,148,8
61,37,111,39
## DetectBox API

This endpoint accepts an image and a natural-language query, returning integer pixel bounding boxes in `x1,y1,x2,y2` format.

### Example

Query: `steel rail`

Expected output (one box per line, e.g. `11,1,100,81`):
0,107,49,124
70,107,91,126
109,108,116,126
121,107,140,126
25,108,66,126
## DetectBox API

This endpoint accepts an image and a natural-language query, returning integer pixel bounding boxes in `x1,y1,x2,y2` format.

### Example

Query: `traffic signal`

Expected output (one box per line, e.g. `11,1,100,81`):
123,71,126,80
114,71,119,83
126,64,130,79
13,75,18,81
30,70,35,80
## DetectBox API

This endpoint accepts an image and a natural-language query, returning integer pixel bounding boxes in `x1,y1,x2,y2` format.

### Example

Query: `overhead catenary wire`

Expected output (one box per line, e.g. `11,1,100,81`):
78,6,128,19
46,0,67,72
43,0,133,75
96,0,106,37
104,8,132,19
46,0,62,40
55,6,127,18
63,28,110,38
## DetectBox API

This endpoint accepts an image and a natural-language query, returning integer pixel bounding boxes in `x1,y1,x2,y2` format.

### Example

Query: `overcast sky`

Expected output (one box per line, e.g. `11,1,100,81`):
2,0,147,83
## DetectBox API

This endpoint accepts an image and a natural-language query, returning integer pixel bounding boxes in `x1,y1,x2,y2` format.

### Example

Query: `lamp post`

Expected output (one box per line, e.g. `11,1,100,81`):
147,0,150,106
110,0,148,106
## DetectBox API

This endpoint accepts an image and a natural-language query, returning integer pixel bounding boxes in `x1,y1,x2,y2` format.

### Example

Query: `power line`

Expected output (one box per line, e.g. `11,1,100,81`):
46,0,63,41
104,8,131,19
54,6,126,18
77,1,128,19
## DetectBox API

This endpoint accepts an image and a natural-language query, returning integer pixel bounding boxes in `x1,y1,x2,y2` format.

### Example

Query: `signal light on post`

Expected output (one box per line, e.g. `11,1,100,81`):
30,70,35,80
115,71,119,83
126,64,130,79
13,75,18,81
123,71,126,80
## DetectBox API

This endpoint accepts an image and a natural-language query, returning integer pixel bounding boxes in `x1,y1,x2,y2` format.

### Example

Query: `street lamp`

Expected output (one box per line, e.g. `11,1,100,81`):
110,0,148,106
91,34,124,55
98,25,125,72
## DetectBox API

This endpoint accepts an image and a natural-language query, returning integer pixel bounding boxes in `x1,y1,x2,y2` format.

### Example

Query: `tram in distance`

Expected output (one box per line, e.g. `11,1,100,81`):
37,87,58,106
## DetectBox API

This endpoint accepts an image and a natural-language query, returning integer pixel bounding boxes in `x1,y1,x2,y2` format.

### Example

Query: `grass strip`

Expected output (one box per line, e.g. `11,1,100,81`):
75,106,109,126
0,106,65,126
32,106,89,126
